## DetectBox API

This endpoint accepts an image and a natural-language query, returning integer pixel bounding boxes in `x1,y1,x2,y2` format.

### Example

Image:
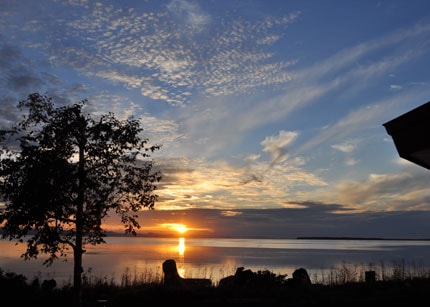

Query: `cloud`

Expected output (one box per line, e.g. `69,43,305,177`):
2,1,298,106
155,152,328,211
390,84,403,90
294,87,430,161
236,21,430,142
2,1,430,220
331,142,356,153
166,0,211,32
0,41,81,128
0,43,45,92
262,130,298,167
345,158,358,166
221,210,242,217
331,140,359,166
312,169,430,212
104,207,430,239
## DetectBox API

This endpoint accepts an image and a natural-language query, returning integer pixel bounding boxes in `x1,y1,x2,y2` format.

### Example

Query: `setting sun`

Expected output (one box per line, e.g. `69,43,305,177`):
176,224,187,234
160,223,188,235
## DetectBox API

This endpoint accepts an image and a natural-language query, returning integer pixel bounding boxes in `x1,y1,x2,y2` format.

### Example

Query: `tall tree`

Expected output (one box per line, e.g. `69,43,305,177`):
0,93,162,307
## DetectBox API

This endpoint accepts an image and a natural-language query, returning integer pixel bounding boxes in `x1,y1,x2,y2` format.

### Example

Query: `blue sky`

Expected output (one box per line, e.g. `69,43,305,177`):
1,0,430,238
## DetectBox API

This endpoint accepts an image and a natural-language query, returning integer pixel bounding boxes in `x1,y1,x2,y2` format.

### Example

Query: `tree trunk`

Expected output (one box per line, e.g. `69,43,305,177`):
74,183,84,307
74,117,86,307
73,242,83,307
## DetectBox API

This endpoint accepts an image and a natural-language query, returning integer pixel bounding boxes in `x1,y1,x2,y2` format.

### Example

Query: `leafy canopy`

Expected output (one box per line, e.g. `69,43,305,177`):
0,93,162,264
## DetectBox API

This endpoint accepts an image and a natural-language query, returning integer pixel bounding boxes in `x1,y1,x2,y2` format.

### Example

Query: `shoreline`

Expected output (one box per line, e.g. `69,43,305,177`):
296,236,430,241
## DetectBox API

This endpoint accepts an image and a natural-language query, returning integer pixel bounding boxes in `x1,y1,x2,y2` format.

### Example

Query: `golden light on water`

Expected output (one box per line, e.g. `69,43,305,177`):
177,237,185,277
178,237,185,256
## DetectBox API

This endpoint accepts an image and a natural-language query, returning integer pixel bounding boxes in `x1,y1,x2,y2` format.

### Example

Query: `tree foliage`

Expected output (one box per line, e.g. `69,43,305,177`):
0,93,162,306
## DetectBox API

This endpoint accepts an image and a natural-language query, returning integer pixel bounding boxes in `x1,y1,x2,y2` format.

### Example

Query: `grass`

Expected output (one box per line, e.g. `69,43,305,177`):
2,260,430,306
310,259,430,285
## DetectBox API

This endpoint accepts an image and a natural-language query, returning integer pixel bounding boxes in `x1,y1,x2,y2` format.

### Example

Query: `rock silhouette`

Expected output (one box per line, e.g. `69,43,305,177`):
162,259,212,288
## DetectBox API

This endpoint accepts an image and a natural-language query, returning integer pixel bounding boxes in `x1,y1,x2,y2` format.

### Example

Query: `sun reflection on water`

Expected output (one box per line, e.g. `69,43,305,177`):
177,237,185,277
178,237,185,257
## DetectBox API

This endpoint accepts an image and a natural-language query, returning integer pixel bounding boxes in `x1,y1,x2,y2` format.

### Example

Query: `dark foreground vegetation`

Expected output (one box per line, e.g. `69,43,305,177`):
2,266,430,307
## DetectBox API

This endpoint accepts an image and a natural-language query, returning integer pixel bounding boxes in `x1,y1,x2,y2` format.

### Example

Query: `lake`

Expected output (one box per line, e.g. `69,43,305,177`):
2,237,430,286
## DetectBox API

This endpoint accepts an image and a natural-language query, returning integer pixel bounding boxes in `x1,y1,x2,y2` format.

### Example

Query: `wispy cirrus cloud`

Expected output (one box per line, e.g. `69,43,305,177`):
311,168,430,213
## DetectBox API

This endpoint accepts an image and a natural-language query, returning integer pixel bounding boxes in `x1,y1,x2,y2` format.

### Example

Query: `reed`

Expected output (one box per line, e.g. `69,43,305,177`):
2,261,430,307
73,258,430,287
310,259,430,285
3,259,430,289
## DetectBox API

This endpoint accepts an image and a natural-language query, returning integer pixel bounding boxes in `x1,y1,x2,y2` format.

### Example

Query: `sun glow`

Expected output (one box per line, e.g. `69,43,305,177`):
161,223,188,235
176,224,187,234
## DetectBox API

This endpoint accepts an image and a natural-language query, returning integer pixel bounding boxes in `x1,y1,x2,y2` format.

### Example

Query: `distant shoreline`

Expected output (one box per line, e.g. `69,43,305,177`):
4,230,430,241
108,232,430,241
296,236,430,241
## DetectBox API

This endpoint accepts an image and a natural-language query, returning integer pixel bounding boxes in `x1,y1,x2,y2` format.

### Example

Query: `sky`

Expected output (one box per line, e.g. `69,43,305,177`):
1,0,430,239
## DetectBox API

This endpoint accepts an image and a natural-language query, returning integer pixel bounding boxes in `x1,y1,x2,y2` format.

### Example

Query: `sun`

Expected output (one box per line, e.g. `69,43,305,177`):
160,223,189,235
176,224,187,234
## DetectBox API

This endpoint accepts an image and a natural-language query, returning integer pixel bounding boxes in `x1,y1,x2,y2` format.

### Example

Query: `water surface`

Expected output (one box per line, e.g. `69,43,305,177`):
1,237,430,285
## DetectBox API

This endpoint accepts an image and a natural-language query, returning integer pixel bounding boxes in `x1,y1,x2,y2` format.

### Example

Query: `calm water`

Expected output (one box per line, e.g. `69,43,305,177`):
1,237,430,285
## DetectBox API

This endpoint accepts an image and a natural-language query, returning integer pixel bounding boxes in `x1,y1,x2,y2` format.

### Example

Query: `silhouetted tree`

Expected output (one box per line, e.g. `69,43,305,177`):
0,93,162,307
